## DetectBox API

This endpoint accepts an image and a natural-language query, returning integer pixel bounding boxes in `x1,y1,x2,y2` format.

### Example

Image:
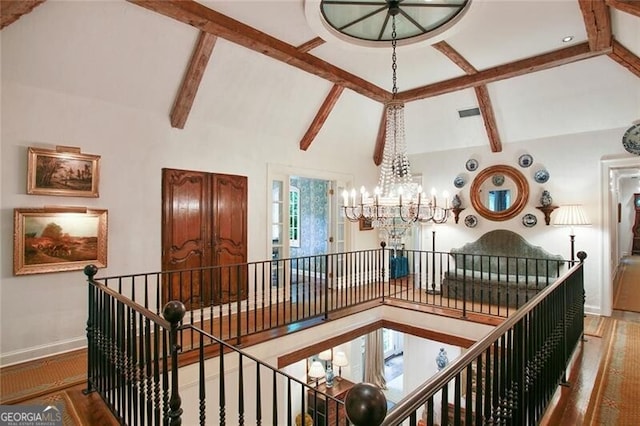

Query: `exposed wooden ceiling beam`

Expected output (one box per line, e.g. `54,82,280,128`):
605,0,640,17
578,0,612,51
433,41,502,152
128,0,390,103
398,42,609,103
1,0,46,29
432,41,477,74
474,86,502,152
300,84,345,151
171,32,217,129
609,39,640,78
297,37,325,53
373,107,387,166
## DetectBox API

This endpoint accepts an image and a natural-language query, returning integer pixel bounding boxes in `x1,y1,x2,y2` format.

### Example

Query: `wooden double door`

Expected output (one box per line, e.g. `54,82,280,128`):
162,168,247,310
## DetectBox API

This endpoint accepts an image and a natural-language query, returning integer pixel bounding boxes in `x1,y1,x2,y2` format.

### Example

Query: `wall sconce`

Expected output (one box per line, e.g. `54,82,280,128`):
308,361,326,388
332,351,349,380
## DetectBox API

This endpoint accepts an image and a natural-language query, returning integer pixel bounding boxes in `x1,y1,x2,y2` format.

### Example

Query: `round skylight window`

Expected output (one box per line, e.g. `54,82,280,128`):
319,0,471,45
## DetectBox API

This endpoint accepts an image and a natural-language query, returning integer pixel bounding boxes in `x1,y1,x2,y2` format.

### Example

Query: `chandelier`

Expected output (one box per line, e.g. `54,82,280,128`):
342,5,451,239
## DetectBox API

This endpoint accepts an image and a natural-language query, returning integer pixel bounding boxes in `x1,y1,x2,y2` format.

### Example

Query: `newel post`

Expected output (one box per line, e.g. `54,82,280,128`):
164,301,186,426
577,251,588,318
344,383,387,426
83,264,99,395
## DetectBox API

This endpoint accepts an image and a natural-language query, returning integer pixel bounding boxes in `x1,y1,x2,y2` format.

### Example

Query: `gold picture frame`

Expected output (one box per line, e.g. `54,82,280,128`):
13,207,108,275
27,146,101,197
359,217,373,231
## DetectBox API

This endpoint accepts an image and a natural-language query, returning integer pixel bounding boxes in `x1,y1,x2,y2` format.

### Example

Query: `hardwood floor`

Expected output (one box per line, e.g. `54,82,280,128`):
540,320,610,425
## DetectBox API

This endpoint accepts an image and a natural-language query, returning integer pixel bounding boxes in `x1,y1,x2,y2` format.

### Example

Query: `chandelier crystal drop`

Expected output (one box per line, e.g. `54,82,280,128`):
342,11,451,241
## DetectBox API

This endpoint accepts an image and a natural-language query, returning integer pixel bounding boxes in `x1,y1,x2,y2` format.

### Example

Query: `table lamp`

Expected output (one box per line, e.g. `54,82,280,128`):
332,351,349,380
318,349,332,366
553,204,591,261
308,361,325,388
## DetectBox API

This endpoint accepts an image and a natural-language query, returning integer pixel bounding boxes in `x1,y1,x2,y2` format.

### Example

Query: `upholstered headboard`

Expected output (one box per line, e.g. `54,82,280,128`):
450,230,564,278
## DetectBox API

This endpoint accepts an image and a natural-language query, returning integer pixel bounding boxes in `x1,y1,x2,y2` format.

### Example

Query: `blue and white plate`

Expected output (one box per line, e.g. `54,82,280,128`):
454,176,466,188
465,159,478,172
464,214,478,228
522,213,537,227
622,123,640,155
518,154,533,168
492,174,505,186
534,168,550,183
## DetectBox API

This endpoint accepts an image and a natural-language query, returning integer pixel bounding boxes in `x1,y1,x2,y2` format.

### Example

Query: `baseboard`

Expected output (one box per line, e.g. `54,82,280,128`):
584,304,602,317
0,336,86,367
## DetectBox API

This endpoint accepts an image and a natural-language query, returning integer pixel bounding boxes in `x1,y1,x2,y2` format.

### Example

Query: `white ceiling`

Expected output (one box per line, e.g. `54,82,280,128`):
2,0,639,157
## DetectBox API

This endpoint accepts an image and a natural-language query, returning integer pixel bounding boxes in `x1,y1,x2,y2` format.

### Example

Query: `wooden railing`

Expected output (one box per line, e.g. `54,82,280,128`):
84,248,583,425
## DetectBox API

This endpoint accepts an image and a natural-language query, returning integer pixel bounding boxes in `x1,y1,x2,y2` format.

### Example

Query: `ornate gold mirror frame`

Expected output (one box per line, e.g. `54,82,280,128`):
470,165,529,221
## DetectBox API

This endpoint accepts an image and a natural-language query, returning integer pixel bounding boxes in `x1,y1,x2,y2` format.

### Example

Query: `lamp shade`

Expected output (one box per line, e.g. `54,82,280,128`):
333,351,349,368
318,349,333,361
308,361,326,380
553,205,591,227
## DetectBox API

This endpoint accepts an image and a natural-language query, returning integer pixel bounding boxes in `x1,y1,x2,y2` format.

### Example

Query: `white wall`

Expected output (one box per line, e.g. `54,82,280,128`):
0,84,380,365
409,130,634,316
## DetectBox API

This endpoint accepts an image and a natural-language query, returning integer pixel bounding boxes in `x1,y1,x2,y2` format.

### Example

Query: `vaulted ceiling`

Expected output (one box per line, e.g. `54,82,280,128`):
2,0,639,161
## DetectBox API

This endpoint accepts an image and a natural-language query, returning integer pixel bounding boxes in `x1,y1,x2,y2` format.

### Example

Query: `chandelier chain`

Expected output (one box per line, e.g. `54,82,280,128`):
391,15,398,96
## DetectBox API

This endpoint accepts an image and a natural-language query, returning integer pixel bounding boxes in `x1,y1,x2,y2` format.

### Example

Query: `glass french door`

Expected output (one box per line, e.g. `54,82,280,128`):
271,178,287,287
268,171,349,288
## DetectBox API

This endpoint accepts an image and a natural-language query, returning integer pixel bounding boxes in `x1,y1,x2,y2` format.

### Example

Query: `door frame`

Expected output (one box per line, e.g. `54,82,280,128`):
267,164,353,259
601,156,640,317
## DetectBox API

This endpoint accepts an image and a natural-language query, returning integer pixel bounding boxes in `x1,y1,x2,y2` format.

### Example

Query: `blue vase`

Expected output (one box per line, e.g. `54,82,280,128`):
436,348,449,371
451,194,462,209
325,365,335,388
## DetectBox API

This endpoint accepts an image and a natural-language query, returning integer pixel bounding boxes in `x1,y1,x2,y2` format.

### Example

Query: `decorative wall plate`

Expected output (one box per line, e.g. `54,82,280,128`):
518,154,533,168
465,159,479,172
534,168,550,183
522,213,537,227
454,176,466,188
622,123,640,155
464,214,478,228
492,174,505,186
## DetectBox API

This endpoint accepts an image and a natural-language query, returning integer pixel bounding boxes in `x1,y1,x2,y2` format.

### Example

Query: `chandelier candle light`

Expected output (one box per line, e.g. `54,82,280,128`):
342,6,452,239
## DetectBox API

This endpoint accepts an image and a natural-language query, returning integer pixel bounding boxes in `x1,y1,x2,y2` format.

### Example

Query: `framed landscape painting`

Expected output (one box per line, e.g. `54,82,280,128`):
13,207,108,275
27,146,101,197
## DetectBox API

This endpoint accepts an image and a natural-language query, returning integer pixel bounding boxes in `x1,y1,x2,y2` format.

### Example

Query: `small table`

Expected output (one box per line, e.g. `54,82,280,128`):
307,378,355,426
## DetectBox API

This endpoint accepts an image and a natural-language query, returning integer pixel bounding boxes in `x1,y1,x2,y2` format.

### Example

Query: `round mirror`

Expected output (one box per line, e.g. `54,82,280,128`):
470,165,529,221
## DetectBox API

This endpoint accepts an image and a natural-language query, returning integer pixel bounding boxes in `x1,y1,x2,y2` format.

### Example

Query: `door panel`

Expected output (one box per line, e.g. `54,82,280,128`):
212,173,248,303
162,168,211,310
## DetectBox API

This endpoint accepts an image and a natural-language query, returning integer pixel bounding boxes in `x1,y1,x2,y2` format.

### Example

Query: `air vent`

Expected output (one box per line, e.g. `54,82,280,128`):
458,107,480,118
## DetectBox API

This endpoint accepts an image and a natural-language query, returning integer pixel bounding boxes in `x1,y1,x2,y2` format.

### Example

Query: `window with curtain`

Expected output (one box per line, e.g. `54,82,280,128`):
489,189,511,212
